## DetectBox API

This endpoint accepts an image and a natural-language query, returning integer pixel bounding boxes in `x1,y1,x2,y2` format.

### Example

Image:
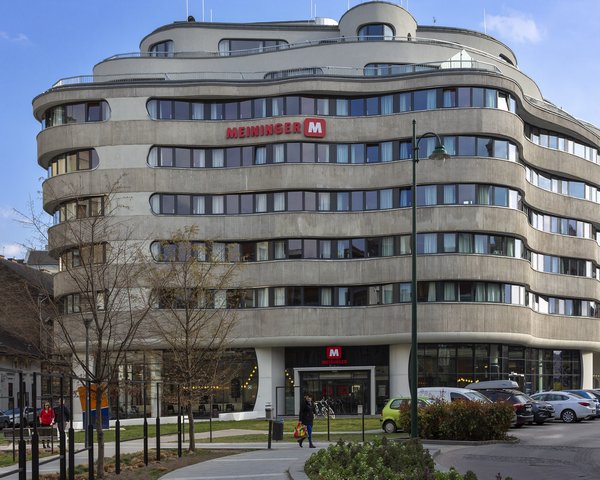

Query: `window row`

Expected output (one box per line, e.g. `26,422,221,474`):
43,101,110,128
52,197,104,224
218,39,288,56
47,149,99,178
59,244,107,271
149,40,174,57
149,184,521,216
150,232,598,280
525,124,599,164
358,24,394,41
146,86,517,121
60,291,106,314
147,135,518,169
152,282,600,317
526,166,598,203
527,208,593,239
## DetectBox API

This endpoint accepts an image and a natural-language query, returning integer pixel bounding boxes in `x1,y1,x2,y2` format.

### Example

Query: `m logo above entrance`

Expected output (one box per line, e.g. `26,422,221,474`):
304,118,326,138
326,346,342,359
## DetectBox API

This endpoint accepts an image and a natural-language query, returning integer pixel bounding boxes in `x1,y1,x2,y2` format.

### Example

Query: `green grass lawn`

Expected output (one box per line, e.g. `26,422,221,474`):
74,416,384,443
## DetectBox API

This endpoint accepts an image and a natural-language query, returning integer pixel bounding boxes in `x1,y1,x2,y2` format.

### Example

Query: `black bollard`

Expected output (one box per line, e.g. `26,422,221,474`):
68,378,75,480
88,421,94,480
156,382,161,461
32,372,39,480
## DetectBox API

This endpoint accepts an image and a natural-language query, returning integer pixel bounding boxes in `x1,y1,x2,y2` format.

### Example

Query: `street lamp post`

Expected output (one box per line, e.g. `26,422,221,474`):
84,317,92,448
410,119,450,438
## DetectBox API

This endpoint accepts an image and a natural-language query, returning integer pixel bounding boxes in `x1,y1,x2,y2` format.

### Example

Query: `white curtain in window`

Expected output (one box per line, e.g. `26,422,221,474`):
458,234,472,253
255,98,266,117
477,186,490,205
255,147,267,164
443,185,456,204
474,235,487,254
257,288,268,307
383,284,393,304
147,100,158,119
212,149,224,167
427,282,436,301
399,284,411,302
487,283,501,302
380,142,393,162
273,241,285,259
274,287,286,306
274,144,285,163
274,192,285,211
255,194,267,212
423,233,437,253
318,192,330,211
424,186,437,205
336,99,348,116
425,90,436,109
380,189,392,209
381,95,393,115
191,103,203,120
444,283,456,301
475,283,486,302
148,148,158,167
193,196,205,214
272,98,282,116
321,287,332,306
193,149,205,168
212,243,226,262
320,240,331,258
212,196,224,214
381,237,394,256
399,93,410,112
399,236,410,254
257,242,269,261
337,145,349,163
150,195,160,213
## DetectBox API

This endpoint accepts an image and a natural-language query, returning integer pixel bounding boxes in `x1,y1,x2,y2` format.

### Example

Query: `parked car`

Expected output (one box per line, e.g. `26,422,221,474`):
530,392,595,423
380,396,432,434
417,387,492,404
0,410,10,429
467,380,553,425
563,390,600,418
3,407,39,427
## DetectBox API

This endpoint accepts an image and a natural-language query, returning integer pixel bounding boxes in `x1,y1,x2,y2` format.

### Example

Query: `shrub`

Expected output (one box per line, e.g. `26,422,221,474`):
397,401,513,441
305,437,479,480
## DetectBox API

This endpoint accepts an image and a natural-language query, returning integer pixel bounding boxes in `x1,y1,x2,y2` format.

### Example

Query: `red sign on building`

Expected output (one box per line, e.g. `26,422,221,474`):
322,346,348,365
326,346,342,359
225,118,326,140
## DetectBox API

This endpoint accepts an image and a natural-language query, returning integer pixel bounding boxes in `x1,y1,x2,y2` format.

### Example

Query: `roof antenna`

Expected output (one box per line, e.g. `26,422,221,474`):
186,0,189,18
202,0,205,21
483,8,487,34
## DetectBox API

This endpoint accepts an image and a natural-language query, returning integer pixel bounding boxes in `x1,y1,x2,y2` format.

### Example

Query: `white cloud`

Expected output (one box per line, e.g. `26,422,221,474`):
485,11,542,44
0,243,26,259
0,207,18,220
0,31,29,44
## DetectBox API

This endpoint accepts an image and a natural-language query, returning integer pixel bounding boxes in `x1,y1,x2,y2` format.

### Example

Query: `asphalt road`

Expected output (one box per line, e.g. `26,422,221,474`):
434,418,600,480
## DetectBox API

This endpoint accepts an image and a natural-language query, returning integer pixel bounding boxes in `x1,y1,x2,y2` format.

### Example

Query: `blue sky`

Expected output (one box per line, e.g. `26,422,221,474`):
0,0,598,258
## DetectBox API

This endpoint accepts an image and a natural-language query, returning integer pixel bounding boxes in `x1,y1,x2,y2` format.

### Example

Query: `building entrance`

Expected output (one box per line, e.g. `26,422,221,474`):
294,366,376,415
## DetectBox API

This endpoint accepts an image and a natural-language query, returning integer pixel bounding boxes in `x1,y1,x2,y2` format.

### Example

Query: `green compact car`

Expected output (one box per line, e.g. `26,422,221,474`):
380,396,432,434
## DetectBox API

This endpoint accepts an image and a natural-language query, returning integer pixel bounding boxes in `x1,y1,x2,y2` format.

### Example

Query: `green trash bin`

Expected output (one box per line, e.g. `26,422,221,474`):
272,418,284,441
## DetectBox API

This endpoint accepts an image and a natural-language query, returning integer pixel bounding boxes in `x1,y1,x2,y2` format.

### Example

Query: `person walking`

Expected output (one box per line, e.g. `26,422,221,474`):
54,398,71,431
39,402,55,448
298,394,316,448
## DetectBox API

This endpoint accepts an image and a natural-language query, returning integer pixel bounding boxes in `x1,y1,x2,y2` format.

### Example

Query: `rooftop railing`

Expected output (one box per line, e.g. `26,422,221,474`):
51,60,499,88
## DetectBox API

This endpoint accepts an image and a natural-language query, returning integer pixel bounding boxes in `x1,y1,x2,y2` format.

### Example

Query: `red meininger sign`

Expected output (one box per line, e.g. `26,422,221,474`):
225,118,326,140
322,346,348,365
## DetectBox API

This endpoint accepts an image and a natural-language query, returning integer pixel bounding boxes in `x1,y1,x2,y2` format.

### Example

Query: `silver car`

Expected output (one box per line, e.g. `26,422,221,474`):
530,392,595,423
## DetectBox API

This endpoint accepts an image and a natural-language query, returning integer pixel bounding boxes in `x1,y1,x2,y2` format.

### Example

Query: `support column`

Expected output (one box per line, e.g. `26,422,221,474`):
147,351,162,417
389,344,411,397
253,347,285,416
582,351,593,389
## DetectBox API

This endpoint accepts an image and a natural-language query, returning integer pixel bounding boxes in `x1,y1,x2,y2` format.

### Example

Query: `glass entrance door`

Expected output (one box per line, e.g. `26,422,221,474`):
299,370,371,415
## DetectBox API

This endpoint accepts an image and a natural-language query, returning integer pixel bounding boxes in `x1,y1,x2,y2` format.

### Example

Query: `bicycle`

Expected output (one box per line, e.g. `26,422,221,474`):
314,399,336,419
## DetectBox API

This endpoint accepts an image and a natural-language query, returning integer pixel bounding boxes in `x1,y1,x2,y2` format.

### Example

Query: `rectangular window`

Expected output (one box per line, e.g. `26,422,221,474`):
212,196,224,214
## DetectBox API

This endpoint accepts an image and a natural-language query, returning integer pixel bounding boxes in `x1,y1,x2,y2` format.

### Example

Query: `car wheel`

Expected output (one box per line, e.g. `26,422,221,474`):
382,420,397,434
561,409,577,423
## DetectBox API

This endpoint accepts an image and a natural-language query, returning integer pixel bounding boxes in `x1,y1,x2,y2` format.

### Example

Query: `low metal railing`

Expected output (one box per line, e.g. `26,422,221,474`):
51,60,499,88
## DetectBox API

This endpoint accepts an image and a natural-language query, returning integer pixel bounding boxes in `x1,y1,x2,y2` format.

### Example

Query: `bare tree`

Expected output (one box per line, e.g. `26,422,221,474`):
19,176,155,478
148,226,242,451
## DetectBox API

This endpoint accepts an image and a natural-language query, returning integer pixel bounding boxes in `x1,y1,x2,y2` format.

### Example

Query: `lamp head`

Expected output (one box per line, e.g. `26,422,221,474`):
429,143,450,160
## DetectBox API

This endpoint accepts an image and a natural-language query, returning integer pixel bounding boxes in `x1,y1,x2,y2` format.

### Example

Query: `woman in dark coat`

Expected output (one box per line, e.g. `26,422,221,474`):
298,394,316,448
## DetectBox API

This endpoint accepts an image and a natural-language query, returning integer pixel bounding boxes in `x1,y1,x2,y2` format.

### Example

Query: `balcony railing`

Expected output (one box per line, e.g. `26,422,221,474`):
51,60,499,89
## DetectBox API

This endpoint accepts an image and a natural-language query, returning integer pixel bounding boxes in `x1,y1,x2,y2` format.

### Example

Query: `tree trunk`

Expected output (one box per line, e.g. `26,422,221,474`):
95,384,105,478
187,400,195,451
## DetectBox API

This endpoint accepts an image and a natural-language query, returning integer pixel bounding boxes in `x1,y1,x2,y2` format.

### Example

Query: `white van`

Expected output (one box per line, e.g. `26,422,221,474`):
417,387,491,403
465,380,520,390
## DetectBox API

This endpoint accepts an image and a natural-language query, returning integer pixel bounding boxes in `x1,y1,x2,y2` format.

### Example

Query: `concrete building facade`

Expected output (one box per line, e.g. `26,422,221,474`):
34,2,600,417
